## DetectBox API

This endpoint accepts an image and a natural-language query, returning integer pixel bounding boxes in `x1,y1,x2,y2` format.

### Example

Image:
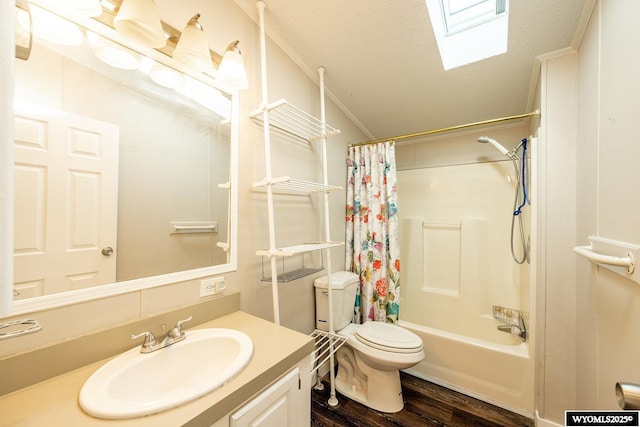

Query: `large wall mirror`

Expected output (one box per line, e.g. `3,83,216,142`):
7,1,238,316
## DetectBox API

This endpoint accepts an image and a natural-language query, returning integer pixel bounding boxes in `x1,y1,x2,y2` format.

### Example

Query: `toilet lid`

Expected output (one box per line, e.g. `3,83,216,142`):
355,322,423,353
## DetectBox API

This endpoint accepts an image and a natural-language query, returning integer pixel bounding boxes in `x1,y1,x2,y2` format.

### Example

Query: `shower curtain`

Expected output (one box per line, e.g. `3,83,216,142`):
345,141,400,324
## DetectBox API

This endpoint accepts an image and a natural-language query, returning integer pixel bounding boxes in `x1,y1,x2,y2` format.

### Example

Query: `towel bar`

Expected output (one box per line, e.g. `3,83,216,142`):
573,245,634,273
169,221,218,234
574,236,640,284
0,318,41,341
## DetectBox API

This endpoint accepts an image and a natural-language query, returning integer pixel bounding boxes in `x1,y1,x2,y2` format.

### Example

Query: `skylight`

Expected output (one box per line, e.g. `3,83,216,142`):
426,0,509,70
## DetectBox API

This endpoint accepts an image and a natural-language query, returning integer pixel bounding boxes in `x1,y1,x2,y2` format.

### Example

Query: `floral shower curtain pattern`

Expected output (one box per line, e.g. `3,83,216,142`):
346,141,400,324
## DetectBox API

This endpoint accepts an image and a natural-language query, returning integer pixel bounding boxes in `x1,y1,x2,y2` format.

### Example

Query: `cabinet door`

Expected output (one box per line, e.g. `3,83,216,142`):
230,368,299,427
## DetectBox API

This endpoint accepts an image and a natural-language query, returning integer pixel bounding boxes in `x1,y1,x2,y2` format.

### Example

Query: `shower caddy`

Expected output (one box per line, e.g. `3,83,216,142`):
251,1,347,406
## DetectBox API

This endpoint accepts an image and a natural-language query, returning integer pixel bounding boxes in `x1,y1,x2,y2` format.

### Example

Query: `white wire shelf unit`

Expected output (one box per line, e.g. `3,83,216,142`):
255,0,343,407
249,99,341,143
252,176,342,194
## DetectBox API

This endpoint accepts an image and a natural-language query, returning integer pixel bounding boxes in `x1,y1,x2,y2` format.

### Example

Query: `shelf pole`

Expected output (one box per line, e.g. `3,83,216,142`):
256,0,280,324
318,67,339,407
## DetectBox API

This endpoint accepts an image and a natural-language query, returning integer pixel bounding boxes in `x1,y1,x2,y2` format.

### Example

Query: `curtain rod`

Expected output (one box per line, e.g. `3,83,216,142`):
348,110,541,148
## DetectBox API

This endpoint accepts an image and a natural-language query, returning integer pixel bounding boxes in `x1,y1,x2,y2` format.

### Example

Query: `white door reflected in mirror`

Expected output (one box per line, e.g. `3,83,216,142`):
14,105,119,298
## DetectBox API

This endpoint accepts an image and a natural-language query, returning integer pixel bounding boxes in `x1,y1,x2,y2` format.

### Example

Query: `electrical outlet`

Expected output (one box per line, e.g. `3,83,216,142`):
200,277,225,297
200,279,216,297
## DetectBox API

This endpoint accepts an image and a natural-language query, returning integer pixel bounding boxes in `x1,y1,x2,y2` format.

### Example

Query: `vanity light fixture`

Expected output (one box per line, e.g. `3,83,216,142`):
137,56,184,89
180,77,232,119
216,40,248,91
30,5,83,46
149,64,185,89
14,0,32,60
113,0,166,48
172,14,214,72
58,0,102,17
88,31,140,70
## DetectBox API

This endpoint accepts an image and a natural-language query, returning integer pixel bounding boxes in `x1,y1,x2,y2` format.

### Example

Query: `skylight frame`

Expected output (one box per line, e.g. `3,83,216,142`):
426,0,510,70
441,0,507,35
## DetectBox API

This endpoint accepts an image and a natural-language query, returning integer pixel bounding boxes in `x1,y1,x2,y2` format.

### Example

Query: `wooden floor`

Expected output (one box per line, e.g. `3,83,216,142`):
311,372,534,427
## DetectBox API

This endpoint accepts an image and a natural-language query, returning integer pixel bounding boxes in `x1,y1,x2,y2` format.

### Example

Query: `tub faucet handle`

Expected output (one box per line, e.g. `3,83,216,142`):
496,323,527,341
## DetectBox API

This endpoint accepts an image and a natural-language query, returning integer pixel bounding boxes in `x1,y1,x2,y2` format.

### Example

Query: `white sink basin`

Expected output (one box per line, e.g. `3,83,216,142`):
79,328,253,419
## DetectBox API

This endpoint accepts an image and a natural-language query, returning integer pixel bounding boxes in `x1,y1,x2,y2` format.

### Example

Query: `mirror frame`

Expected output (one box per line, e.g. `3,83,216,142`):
0,0,15,317
2,0,239,317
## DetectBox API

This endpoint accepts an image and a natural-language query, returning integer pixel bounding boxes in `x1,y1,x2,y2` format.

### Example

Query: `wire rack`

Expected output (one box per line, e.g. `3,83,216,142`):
252,176,342,194
492,305,522,326
309,329,347,374
256,242,344,258
250,99,341,142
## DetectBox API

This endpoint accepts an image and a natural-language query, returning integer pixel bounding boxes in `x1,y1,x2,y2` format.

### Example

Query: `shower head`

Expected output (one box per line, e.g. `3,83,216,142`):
477,136,510,156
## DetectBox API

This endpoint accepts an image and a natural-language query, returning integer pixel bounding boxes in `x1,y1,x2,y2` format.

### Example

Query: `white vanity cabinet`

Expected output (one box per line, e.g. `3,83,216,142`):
230,368,301,427
210,357,311,427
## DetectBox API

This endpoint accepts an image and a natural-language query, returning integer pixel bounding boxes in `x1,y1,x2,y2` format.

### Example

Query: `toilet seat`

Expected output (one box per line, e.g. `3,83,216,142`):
354,322,423,354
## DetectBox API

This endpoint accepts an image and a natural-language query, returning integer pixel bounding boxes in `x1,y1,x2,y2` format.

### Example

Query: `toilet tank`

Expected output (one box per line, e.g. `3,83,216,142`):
314,271,359,332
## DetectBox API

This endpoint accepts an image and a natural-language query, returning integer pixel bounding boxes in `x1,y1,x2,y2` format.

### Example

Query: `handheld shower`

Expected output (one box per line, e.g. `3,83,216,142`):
477,135,531,265
477,136,510,156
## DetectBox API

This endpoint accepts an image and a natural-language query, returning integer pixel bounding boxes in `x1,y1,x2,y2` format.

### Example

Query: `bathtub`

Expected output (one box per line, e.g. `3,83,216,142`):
400,319,534,417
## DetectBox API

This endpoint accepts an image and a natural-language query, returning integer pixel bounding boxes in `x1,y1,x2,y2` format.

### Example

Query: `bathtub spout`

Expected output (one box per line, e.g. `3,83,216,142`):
497,318,527,341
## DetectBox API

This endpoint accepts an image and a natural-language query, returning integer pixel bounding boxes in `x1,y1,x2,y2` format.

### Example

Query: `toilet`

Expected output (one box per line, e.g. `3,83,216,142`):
314,271,425,413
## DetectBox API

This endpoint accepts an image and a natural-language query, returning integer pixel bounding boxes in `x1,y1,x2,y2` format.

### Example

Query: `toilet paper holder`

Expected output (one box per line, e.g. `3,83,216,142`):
616,382,640,409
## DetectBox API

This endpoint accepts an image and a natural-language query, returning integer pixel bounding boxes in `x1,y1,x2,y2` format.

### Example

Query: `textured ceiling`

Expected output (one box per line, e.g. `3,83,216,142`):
234,0,589,141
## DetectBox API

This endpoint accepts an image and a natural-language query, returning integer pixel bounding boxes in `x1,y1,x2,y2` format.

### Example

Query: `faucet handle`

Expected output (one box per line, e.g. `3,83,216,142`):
174,316,193,336
131,330,157,350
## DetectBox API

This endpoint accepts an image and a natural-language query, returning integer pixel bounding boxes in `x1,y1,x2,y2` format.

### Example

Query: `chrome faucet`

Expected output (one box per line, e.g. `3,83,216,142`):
131,316,192,353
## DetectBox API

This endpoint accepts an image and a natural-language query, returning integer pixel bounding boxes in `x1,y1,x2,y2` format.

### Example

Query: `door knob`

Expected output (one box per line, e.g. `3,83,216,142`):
102,247,114,256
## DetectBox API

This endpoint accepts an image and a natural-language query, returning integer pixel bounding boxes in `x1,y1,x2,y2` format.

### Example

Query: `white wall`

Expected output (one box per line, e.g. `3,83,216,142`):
575,0,640,410
574,0,600,411
539,0,640,422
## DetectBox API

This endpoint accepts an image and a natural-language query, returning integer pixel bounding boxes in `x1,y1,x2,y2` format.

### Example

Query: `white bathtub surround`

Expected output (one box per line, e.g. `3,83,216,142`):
396,151,534,416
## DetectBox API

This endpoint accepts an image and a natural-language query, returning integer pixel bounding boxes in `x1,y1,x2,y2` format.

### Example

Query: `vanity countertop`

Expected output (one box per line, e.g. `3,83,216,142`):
0,311,315,426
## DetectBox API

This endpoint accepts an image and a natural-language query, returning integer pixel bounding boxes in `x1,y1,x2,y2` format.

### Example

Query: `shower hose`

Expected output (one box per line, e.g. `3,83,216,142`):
510,139,530,264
